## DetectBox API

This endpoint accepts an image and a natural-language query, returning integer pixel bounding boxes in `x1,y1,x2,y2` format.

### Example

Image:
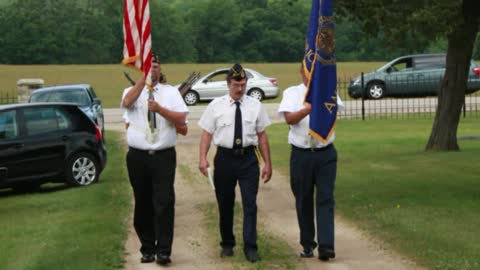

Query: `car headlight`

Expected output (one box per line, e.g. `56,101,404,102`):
351,78,361,86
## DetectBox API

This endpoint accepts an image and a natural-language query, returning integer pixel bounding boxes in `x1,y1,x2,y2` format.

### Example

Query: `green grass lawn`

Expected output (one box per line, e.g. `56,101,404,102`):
268,118,480,270
0,62,383,108
0,131,131,270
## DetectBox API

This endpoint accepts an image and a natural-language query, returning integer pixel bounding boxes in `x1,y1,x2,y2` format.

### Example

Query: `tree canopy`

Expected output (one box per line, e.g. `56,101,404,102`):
1,0,475,64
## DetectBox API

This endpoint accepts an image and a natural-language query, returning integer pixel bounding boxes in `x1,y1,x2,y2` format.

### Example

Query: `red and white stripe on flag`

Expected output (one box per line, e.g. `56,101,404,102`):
122,0,152,86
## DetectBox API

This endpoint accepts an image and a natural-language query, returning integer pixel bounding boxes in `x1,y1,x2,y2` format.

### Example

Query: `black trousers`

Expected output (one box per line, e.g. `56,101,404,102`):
290,144,337,251
126,147,176,256
214,146,260,251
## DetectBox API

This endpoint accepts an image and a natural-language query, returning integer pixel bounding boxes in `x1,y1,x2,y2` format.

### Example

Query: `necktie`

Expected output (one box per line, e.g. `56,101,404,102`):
148,91,157,129
233,101,242,149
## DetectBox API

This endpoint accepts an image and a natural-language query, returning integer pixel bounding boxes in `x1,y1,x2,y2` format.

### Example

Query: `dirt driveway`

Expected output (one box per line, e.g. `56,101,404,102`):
113,122,424,270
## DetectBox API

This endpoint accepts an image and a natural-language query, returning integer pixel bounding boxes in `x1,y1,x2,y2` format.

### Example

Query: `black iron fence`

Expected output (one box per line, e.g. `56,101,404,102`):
0,92,17,105
335,74,480,120
2,76,480,120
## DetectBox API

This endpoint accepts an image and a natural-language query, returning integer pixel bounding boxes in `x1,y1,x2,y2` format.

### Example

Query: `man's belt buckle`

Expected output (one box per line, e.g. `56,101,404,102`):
233,149,244,155
147,150,155,155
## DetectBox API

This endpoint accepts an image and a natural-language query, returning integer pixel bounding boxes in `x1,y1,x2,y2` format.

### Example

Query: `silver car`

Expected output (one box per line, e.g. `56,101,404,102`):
179,68,279,105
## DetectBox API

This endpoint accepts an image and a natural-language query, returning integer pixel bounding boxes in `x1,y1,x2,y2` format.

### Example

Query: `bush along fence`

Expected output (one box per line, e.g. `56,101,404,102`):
336,73,480,120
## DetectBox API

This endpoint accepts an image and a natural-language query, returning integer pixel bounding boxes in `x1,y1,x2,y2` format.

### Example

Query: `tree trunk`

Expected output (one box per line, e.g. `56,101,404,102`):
425,0,480,151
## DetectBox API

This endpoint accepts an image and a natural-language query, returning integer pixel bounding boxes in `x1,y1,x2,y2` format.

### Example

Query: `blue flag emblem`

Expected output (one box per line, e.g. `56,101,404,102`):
303,0,337,143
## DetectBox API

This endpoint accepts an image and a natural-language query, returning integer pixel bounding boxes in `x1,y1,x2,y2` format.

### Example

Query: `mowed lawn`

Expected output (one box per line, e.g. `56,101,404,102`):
0,62,382,107
0,117,479,269
268,118,480,270
0,131,131,270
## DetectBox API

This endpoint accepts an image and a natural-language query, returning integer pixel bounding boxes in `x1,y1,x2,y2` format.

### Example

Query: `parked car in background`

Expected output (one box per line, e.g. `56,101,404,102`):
348,53,480,99
29,84,105,136
177,68,279,105
0,103,106,191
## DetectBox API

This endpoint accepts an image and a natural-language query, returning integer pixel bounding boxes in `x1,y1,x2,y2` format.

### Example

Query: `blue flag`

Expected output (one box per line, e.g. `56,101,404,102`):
303,0,337,143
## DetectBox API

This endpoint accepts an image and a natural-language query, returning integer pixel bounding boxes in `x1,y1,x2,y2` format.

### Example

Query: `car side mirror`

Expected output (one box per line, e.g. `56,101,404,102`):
93,98,101,105
202,79,208,83
386,67,393,73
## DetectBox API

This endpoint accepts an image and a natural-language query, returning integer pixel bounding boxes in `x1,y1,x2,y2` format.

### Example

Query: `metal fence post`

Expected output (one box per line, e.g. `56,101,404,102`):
361,72,365,120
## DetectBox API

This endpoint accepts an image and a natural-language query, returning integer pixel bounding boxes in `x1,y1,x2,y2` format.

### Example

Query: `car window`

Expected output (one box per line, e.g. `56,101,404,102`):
207,71,229,82
390,58,413,72
31,89,90,106
414,55,446,69
55,108,71,130
23,107,70,136
88,87,97,99
245,71,253,79
0,110,18,139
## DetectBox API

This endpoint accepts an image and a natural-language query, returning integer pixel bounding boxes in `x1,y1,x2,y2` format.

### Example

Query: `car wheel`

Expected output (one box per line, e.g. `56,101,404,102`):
247,88,264,101
184,90,199,106
66,152,99,187
366,82,385,99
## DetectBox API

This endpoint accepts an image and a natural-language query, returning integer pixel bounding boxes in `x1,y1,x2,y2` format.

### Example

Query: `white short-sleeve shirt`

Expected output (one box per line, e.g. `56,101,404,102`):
198,95,271,148
122,83,188,150
121,87,132,123
278,83,344,148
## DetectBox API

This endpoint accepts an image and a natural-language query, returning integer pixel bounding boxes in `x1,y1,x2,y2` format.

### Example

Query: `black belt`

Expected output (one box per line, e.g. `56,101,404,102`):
129,147,174,155
217,146,255,156
292,144,333,152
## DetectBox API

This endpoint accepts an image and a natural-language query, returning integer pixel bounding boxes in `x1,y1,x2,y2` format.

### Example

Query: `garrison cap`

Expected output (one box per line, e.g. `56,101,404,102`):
152,52,160,64
227,63,247,81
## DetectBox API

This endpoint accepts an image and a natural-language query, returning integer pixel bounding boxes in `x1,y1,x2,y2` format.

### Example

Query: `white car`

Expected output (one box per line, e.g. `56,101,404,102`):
178,68,279,105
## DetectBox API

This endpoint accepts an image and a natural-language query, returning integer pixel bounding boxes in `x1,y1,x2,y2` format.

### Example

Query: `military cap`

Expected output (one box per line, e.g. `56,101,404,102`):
227,63,247,81
152,52,160,64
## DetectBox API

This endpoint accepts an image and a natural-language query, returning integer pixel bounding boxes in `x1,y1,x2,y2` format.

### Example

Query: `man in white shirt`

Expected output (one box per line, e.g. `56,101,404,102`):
198,63,272,263
121,54,188,266
278,64,344,262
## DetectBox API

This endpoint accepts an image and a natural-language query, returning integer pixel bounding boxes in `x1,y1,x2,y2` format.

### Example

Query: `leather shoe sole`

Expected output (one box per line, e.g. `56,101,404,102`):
318,249,335,261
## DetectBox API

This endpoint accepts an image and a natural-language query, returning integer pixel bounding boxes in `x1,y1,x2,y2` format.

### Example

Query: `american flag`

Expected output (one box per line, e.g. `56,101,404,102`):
122,0,152,87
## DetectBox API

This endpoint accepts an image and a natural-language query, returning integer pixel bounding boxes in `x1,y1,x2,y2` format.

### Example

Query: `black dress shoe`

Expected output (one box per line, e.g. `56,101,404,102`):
244,249,259,263
156,254,172,265
300,248,314,258
318,248,335,261
221,247,234,257
140,253,155,263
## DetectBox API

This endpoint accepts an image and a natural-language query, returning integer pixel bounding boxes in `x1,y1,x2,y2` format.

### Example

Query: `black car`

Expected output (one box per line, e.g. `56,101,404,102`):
0,103,107,190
